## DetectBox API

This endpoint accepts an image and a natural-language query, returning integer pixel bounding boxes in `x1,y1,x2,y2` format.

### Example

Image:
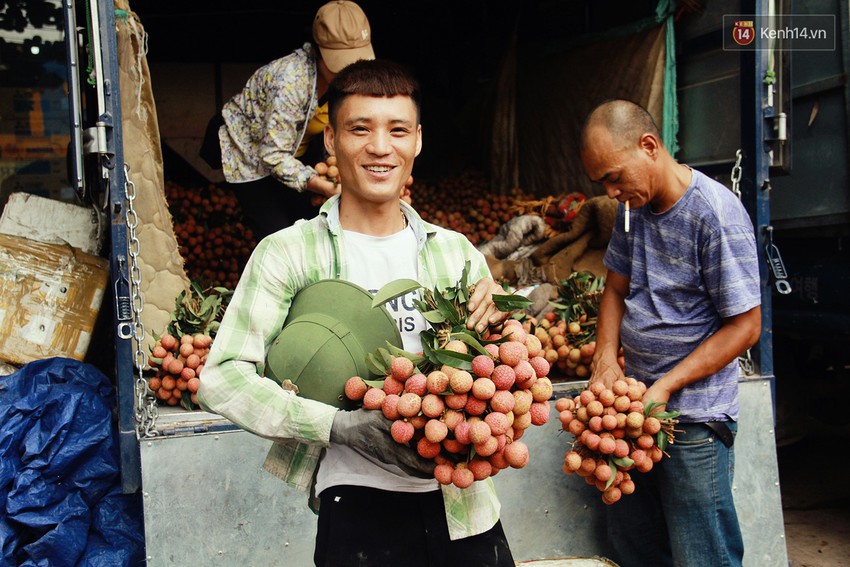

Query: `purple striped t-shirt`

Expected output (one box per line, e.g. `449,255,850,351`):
603,168,761,422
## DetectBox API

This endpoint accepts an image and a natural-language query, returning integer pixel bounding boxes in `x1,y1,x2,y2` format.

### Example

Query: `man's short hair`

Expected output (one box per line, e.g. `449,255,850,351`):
580,99,661,152
327,59,422,127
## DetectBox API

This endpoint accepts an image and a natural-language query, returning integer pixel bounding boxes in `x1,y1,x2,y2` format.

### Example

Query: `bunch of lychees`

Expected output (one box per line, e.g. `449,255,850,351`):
344,263,552,489
558,378,680,504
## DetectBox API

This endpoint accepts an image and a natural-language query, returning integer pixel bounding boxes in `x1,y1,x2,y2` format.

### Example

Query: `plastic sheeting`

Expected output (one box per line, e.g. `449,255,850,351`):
0,358,144,566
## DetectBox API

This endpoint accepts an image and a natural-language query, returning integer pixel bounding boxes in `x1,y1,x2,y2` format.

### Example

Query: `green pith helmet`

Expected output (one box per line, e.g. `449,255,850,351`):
265,279,402,409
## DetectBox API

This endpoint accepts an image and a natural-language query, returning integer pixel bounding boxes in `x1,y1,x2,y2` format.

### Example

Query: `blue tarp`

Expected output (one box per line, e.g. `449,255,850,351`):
0,358,144,566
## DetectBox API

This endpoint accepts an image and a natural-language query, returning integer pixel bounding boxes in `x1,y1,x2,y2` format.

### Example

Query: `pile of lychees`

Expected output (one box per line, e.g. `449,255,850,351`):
345,316,553,489
558,378,680,505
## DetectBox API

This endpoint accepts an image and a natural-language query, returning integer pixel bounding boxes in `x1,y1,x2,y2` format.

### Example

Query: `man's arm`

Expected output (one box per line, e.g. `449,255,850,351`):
590,270,629,388
643,305,762,407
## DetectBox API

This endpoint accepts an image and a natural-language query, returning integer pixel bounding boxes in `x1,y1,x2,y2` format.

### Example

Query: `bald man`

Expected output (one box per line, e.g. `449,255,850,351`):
581,99,762,567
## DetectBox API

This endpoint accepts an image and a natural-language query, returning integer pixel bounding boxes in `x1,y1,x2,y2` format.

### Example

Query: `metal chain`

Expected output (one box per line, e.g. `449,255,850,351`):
730,149,743,200
124,163,158,438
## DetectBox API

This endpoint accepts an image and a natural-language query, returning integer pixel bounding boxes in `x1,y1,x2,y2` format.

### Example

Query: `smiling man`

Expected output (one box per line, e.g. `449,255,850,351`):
199,59,514,566
580,99,762,567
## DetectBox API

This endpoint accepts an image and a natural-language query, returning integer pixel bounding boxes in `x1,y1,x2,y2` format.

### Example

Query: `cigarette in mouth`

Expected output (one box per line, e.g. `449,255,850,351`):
624,201,630,233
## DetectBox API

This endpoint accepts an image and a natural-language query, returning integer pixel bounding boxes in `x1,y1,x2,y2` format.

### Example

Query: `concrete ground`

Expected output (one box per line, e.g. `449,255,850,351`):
779,428,850,567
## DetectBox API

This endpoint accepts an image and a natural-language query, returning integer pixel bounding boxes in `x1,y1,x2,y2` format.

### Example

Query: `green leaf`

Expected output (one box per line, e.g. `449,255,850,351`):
180,390,195,411
611,456,635,468
656,431,668,451
493,294,533,312
431,349,474,370
366,352,388,376
421,309,447,324
433,288,461,326
449,331,489,356
377,347,393,369
372,279,423,308
364,378,385,390
652,410,681,420
460,261,471,291
384,342,426,366
548,301,569,310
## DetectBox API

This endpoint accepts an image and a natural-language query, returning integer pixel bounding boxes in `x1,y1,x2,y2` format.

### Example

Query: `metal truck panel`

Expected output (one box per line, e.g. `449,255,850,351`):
141,378,787,566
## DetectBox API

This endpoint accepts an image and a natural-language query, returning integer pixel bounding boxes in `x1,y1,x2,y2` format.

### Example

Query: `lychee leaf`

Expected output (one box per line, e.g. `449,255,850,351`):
366,352,388,376
431,349,474,370
377,347,393,369
364,378,385,390
449,332,489,356
492,294,533,312
433,288,462,326
384,342,426,365
656,431,669,451
421,309,447,324
180,390,195,411
605,473,616,490
371,279,423,308
611,456,634,468
460,261,471,291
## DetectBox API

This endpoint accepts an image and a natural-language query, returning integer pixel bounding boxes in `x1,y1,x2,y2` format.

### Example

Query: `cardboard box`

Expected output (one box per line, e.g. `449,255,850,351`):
0,233,109,365
0,192,102,255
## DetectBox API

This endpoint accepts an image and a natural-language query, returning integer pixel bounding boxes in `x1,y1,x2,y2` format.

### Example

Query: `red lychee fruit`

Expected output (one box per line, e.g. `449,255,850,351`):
390,356,415,381
513,411,532,430
504,441,529,468
454,421,472,445
468,458,493,481
555,397,575,412
474,435,500,457
529,356,551,378
564,451,582,472
362,387,386,410
451,465,475,489
424,419,449,443
490,364,516,390
513,360,536,387
485,412,510,436
471,355,495,378
499,341,527,366
513,389,533,415
397,392,422,418
503,324,528,345
524,334,543,358
442,438,465,453
469,420,493,445
404,373,427,396
471,377,496,400
426,370,450,394
434,463,454,485
391,419,415,444
420,393,445,418
381,393,401,420
344,376,369,401
530,377,553,402
444,339,469,354
449,370,474,394
417,437,442,459
484,343,500,358
445,392,468,410
643,416,662,435
490,390,516,414
443,409,465,430
529,401,550,426
382,376,405,396
464,396,488,416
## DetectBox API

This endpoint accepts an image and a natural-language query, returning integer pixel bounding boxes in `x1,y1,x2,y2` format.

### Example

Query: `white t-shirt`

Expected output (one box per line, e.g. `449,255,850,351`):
315,224,439,495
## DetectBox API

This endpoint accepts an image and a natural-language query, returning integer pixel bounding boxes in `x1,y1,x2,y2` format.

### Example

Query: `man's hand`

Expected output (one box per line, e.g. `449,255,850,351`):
589,352,625,390
466,277,510,334
306,175,342,199
643,380,672,408
329,409,435,478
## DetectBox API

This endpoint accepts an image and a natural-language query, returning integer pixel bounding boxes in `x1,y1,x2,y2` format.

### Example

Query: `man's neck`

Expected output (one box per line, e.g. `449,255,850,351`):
339,198,406,236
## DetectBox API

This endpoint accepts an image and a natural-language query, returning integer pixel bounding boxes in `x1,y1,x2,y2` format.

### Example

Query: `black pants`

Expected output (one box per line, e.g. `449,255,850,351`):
315,486,515,567
200,111,320,242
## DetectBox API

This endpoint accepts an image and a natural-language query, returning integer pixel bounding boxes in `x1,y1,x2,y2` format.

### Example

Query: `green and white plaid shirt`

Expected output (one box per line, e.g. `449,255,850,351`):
198,195,501,540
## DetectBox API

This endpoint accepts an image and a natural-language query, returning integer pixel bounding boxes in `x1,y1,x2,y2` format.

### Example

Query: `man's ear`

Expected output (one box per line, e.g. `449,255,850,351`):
324,123,335,156
639,132,661,159
415,124,423,157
